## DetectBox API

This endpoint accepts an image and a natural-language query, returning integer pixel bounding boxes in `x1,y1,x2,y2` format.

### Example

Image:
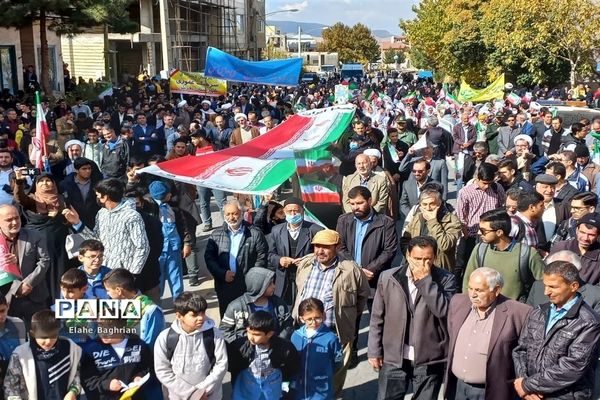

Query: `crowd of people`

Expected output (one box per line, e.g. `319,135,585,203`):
0,71,597,400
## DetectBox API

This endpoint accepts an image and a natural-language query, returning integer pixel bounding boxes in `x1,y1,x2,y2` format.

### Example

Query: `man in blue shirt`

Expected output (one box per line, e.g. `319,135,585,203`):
336,185,397,369
513,260,600,399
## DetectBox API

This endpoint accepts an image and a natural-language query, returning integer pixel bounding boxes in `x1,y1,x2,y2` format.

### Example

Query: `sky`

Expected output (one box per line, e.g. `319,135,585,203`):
265,0,420,34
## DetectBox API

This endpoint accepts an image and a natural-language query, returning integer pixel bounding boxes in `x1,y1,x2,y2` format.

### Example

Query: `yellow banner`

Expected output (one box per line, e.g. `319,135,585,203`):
457,74,505,103
169,70,227,97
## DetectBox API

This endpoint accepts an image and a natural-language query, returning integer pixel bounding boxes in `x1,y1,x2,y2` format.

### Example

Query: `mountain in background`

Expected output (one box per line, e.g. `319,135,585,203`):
267,20,394,38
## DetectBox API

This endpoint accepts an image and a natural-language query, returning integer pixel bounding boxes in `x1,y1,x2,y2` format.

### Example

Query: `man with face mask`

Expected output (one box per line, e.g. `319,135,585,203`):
204,200,269,316
268,197,323,308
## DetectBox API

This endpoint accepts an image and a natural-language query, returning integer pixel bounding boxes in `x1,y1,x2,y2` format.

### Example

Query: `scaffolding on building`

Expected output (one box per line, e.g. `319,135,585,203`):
168,0,244,72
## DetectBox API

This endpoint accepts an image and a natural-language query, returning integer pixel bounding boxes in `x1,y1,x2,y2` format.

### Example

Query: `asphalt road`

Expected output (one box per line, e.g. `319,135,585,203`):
161,170,458,399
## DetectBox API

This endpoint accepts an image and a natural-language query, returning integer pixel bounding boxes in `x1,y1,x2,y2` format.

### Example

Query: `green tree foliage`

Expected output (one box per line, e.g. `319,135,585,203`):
382,50,405,65
0,0,137,93
402,0,600,86
319,22,380,64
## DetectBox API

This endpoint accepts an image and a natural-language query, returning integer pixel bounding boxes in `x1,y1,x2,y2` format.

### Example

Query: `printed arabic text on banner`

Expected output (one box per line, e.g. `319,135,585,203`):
204,47,303,87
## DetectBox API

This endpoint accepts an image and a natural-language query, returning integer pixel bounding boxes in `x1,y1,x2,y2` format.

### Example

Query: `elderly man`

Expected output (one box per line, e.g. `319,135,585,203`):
513,260,600,399
368,236,457,400
512,133,536,182
402,186,462,270
293,229,370,397
205,200,269,316
0,205,50,327
446,268,531,400
229,113,260,146
341,153,389,214
59,139,83,177
268,197,323,307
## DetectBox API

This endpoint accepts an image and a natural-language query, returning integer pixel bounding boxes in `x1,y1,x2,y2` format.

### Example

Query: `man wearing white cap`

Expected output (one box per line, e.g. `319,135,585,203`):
512,134,536,182
62,139,83,176
229,113,260,147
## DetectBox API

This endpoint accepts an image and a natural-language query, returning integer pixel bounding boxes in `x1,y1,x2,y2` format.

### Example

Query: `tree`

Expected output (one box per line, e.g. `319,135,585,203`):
401,0,453,78
481,0,600,86
319,22,379,64
382,50,405,65
0,0,137,93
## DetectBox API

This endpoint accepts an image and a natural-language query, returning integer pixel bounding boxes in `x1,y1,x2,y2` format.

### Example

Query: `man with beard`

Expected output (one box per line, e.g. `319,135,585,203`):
204,200,269,316
336,186,397,369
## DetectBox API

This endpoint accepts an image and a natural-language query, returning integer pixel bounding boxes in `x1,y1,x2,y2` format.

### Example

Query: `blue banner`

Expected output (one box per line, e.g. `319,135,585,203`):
204,47,303,86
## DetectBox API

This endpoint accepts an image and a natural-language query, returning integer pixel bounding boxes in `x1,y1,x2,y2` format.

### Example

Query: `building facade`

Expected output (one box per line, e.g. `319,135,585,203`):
62,0,265,83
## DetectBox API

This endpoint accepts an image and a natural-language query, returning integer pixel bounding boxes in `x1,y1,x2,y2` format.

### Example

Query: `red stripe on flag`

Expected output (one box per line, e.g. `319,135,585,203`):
301,192,340,203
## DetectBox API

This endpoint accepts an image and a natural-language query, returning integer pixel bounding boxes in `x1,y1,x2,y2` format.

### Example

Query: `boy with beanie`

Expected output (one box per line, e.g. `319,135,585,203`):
148,180,191,300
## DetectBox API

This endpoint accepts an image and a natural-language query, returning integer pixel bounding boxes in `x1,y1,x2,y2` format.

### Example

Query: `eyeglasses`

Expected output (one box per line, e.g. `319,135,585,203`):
303,317,323,324
478,227,496,234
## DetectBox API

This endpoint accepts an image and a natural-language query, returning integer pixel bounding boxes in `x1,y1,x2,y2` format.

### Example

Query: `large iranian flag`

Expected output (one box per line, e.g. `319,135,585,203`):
31,91,50,169
140,105,356,194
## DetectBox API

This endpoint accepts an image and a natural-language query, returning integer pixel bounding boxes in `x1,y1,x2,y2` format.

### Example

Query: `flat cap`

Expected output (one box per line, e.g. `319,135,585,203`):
311,229,340,246
535,174,558,185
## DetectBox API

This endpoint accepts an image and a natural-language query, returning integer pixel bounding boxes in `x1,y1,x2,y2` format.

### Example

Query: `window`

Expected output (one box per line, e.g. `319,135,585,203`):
236,14,245,33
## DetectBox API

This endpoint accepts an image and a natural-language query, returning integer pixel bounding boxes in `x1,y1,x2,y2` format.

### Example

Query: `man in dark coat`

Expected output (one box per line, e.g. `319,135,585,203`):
268,197,323,307
205,200,269,316
59,157,101,229
368,236,456,400
445,268,531,400
513,260,600,399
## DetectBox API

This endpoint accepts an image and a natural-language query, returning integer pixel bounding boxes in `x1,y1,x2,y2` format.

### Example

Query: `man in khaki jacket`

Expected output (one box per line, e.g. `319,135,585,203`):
293,229,370,397
342,153,389,214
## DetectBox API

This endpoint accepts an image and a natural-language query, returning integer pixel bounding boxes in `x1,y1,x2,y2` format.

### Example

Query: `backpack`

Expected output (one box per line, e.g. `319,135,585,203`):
475,242,533,300
165,326,216,369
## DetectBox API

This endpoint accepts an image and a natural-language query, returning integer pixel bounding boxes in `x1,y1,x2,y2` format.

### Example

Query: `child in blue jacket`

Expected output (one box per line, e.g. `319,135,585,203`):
290,298,342,400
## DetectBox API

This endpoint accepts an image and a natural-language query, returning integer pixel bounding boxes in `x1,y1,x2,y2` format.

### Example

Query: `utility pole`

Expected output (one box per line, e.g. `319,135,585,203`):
298,26,301,58
158,0,171,71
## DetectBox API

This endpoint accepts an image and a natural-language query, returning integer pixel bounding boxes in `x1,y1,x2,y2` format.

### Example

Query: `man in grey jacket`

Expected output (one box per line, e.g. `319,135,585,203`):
368,236,457,400
497,115,521,157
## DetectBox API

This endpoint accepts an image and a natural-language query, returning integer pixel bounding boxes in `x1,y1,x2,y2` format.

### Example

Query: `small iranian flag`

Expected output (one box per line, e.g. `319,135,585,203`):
0,234,21,287
506,92,521,106
299,177,341,203
31,91,49,169
295,147,332,175
402,91,416,103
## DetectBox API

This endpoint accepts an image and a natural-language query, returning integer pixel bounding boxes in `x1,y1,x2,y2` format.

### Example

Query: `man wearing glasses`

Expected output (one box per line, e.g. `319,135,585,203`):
462,209,544,301
497,114,521,157
399,159,437,218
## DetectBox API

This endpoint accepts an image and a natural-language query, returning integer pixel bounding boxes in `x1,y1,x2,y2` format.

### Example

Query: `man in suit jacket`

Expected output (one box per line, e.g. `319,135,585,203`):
445,267,531,400
229,113,260,147
342,153,389,214
268,197,323,307
399,158,438,217
131,112,158,160
0,205,50,327
451,112,477,155
205,201,270,316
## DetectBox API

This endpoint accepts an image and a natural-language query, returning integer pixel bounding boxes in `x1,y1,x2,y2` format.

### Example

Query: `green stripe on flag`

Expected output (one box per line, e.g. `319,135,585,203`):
242,160,296,192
